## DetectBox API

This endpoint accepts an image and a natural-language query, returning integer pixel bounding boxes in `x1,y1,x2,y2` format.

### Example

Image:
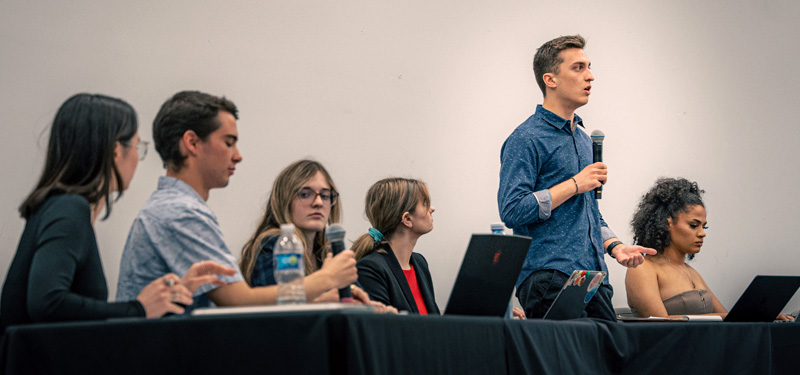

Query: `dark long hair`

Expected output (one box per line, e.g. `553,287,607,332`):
19,93,138,219
631,177,705,258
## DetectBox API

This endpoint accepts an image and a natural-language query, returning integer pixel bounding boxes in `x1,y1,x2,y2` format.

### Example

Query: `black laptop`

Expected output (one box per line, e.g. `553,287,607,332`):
724,275,800,322
443,234,531,317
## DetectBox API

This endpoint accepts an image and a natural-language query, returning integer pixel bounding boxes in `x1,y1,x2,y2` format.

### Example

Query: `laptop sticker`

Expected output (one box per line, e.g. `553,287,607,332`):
584,273,604,304
573,270,587,286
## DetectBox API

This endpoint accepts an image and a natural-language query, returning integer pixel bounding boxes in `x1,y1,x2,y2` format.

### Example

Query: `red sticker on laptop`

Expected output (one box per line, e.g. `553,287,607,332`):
584,273,605,304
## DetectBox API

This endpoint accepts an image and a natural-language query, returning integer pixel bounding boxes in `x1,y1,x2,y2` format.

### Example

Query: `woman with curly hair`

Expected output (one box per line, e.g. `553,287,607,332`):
626,178,793,320
624,177,726,317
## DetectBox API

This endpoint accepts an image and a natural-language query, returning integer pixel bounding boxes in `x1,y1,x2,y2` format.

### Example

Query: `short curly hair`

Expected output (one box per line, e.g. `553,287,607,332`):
631,178,705,259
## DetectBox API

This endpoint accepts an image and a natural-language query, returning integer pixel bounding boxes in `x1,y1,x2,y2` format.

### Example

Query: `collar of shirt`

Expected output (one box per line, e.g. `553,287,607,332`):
157,176,206,205
535,104,585,132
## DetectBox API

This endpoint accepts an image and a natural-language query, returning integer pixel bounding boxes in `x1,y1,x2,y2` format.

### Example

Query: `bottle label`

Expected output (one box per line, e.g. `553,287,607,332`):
275,253,302,271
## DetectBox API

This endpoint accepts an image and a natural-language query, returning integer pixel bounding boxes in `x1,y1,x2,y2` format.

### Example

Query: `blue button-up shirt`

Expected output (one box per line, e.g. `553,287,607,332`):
116,176,244,309
498,105,616,286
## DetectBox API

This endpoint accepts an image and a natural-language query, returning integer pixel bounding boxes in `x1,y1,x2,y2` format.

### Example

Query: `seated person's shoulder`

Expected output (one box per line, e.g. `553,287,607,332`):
411,252,430,267
34,195,92,229
141,192,215,223
44,194,90,213
357,251,390,269
626,258,657,277
358,250,384,262
258,235,279,252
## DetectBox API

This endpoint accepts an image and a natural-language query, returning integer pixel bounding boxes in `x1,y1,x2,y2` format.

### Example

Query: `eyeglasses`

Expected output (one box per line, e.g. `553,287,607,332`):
296,187,338,206
137,140,150,161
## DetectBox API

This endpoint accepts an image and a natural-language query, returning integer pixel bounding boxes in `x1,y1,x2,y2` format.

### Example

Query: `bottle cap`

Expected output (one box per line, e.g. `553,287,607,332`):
280,223,295,234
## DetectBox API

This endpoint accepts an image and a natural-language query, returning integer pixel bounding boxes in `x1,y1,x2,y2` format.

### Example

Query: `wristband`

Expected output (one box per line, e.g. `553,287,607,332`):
606,241,623,259
570,177,579,196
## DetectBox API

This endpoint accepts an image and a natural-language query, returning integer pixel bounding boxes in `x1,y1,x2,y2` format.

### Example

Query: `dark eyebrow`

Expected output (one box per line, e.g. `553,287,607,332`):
573,61,590,69
300,187,332,192
224,135,238,142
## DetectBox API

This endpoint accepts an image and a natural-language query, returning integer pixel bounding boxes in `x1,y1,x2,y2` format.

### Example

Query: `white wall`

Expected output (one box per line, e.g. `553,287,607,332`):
2,0,799,313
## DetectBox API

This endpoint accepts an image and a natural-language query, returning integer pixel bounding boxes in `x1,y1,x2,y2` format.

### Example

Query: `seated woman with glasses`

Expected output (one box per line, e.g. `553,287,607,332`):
351,178,440,315
1,94,235,333
625,178,793,320
240,160,394,311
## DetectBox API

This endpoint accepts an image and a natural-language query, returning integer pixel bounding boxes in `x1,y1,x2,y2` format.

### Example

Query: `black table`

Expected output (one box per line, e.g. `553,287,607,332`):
2,311,798,374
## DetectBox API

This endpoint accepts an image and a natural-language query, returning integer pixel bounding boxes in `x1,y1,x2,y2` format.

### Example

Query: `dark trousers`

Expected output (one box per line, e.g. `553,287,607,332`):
517,269,617,321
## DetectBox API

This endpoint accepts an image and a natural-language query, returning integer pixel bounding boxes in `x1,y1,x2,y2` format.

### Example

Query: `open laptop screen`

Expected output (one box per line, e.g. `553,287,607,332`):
443,234,531,317
724,275,800,322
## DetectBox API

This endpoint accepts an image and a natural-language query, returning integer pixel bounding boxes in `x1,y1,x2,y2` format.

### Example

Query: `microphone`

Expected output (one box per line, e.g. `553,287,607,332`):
590,130,605,199
325,224,353,303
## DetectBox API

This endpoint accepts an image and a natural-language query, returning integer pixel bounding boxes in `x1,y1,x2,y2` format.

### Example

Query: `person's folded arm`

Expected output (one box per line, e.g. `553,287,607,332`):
205,281,277,306
498,135,550,228
206,250,356,306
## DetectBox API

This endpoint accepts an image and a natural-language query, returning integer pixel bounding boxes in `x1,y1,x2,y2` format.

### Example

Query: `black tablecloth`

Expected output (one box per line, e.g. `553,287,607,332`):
1,310,337,374
505,318,782,374
2,311,798,375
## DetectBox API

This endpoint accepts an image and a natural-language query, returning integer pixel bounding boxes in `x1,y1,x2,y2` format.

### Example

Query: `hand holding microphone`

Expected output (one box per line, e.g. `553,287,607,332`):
325,224,354,303
590,130,605,199
572,162,607,196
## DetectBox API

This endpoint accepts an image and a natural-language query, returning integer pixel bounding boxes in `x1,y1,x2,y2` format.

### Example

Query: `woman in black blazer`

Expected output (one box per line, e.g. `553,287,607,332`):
353,178,439,315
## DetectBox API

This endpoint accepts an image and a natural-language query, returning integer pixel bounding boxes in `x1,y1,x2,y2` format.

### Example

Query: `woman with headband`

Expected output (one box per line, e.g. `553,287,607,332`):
353,178,439,314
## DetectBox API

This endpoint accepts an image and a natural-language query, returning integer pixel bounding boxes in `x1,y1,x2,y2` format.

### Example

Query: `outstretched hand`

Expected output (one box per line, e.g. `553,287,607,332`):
181,260,237,294
614,244,657,268
350,285,398,314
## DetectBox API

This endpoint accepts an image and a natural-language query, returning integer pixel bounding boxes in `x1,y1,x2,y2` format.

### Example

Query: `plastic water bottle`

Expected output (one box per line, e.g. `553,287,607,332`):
491,223,505,235
491,223,516,318
274,223,306,304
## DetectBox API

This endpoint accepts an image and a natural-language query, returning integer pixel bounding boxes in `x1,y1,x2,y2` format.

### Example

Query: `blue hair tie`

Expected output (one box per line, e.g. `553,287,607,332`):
368,228,384,242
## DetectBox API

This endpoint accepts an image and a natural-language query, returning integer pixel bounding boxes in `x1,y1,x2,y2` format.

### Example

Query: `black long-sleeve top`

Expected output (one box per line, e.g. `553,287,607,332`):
1,194,144,333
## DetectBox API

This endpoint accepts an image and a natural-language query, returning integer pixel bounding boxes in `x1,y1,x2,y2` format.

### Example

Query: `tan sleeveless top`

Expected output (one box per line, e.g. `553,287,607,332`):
661,289,714,315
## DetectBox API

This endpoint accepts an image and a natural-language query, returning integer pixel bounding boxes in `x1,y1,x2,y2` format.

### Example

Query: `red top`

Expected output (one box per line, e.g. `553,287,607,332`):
403,265,428,315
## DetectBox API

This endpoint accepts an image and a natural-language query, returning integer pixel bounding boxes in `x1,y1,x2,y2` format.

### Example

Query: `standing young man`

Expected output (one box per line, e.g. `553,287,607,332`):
116,91,359,309
498,35,656,320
